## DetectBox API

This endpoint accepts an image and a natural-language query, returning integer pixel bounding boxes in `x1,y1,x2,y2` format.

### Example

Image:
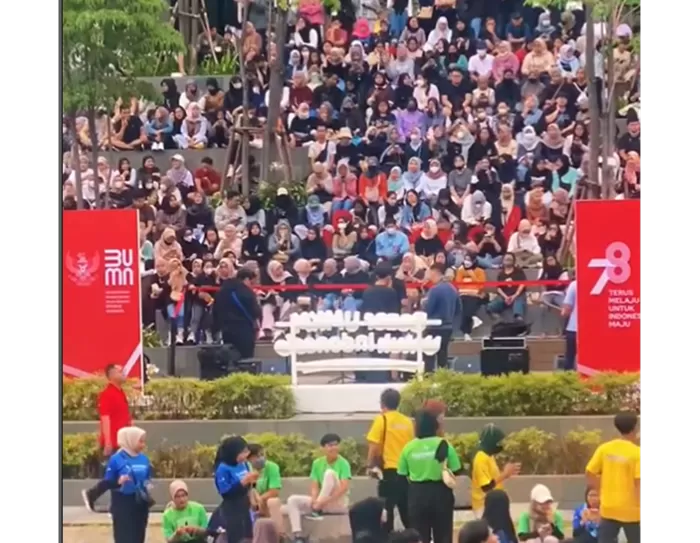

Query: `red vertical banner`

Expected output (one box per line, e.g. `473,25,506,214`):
575,200,640,374
62,210,143,381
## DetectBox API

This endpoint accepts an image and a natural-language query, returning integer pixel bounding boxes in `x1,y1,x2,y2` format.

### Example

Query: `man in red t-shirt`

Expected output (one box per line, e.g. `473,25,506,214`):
81,363,132,512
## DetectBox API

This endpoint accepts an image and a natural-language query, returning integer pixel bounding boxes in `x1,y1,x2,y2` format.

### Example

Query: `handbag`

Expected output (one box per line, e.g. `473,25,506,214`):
435,439,457,489
417,6,434,19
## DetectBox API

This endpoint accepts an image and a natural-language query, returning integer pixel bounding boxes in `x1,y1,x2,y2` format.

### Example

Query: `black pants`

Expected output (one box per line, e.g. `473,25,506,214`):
85,479,112,504
378,469,409,532
407,481,454,543
460,295,481,334
598,518,640,543
564,330,577,370
223,326,256,359
221,494,254,543
111,491,149,543
424,329,453,373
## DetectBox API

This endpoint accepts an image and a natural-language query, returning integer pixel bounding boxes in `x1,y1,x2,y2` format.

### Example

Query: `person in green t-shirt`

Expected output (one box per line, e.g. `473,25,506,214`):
516,484,566,542
248,443,285,535
397,410,462,543
285,433,352,543
162,480,209,543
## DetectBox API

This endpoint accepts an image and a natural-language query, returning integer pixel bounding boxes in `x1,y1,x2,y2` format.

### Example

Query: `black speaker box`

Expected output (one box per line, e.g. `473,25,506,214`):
490,321,529,337
480,347,530,376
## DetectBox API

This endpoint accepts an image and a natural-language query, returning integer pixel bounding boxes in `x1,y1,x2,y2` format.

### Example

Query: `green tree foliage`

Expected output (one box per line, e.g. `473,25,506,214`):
62,0,185,111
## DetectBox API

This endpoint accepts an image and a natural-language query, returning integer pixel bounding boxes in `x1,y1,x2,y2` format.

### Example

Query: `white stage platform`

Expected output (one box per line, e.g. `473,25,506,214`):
292,382,408,414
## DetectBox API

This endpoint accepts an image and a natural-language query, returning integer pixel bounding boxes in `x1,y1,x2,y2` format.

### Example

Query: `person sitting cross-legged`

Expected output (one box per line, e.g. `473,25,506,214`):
286,433,352,543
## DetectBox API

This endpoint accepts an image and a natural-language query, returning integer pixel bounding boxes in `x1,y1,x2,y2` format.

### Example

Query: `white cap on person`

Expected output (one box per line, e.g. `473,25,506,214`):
531,484,554,503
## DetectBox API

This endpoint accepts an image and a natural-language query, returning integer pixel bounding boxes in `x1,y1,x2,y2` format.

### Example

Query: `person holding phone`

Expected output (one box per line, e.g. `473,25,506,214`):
162,480,209,542
104,426,153,543
571,487,601,543
469,424,521,518
516,484,566,542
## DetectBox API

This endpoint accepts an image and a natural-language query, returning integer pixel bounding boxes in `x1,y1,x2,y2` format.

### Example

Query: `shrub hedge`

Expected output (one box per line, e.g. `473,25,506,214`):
63,371,640,421
63,427,603,479
399,371,640,416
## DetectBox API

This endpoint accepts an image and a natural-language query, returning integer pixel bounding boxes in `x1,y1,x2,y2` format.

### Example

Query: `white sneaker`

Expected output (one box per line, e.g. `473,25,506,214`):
186,332,196,344
157,142,165,150
472,316,483,329
151,142,159,150
176,330,184,344
205,331,214,344
463,333,472,341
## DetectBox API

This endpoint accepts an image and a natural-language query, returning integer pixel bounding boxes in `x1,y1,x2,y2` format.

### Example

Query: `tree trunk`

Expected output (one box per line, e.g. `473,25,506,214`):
87,107,101,209
601,10,617,200
105,114,114,209
239,3,251,195
69,113,85,210
584,5,600,194
261,6,286,182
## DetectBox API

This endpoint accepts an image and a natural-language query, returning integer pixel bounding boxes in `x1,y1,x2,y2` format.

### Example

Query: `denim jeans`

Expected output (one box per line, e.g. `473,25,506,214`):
167,303,185,329
488,294,526,318
390,12,408,39
476,255,503,269
342,296,362,312
470,17,482,38
331,199,353,214
320,293,338,310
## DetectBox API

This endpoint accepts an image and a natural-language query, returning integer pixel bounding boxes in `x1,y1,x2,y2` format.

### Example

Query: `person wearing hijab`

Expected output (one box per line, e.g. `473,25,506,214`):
300,226,328,270
507,218,542,268
400,17,427,46
398,410,462,543
103,426,152,543
469,424,520,518
516,484,566,542
186,191,214,233
557,43,580,77
174,103,209,150
242,222,267,266
414,218,445,262
461,190,492,226
483,490,517,543
161,78,180,111
397,97,425,142
162,479,209,542
404,133,430,169
425,17,453,50
214,436,258,543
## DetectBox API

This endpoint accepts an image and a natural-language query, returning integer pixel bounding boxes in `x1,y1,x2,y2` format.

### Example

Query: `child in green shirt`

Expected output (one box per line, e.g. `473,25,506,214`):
162,480,209,542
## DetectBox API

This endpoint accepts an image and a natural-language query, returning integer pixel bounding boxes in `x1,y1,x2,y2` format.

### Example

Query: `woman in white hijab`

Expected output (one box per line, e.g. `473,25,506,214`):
104,426,152,543
425,17,453,51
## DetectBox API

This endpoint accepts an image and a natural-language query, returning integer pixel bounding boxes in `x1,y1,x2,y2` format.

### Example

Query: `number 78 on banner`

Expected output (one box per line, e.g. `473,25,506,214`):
588,242,632,296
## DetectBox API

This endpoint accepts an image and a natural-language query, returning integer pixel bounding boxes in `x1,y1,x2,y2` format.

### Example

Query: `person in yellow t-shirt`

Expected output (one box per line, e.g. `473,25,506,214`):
470,424,521,518
366,388,415,532
585,411,640,543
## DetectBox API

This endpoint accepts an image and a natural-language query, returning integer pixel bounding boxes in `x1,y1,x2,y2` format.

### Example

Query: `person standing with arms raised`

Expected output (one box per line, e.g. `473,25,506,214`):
585,411,640,543
82,363,133,512
366,388,414,532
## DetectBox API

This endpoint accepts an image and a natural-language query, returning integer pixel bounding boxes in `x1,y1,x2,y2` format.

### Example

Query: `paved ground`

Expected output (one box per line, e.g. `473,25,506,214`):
63,506,590,543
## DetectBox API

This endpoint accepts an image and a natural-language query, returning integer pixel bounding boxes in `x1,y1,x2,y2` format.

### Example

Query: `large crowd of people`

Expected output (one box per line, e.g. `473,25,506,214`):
61,1,640,346
85,374,641,543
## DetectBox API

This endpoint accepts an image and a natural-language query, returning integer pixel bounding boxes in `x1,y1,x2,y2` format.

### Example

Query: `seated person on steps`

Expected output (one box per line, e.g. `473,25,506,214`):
286,433,352,543
248,443,285,536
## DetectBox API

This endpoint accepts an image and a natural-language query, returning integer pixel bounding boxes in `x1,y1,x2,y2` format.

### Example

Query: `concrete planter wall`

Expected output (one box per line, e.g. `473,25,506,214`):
63,475,586,510
64,415,620,446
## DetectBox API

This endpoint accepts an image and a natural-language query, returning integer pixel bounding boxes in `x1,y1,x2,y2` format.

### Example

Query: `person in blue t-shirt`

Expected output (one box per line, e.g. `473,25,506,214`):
213,435,259,543
572,487,600,543
103,426,153,543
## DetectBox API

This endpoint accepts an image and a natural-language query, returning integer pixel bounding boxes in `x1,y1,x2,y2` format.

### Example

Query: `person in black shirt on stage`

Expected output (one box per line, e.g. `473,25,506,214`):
212,268,262,359
358,263,402,383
